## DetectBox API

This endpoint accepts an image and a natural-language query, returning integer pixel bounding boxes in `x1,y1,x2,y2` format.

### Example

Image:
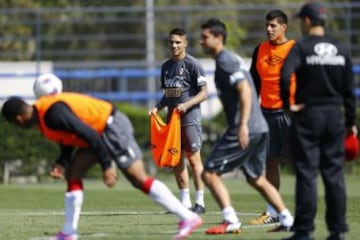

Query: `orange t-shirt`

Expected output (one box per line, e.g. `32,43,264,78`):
150,109,181,168
256,40,296,109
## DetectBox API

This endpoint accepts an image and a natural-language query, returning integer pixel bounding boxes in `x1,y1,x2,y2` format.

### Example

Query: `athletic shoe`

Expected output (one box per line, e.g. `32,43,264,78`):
268,225,293,232
49,232,78,240
192,203,206,214
205,221,241,234
172,215,203,240
326,232,345,240
250,212,279,225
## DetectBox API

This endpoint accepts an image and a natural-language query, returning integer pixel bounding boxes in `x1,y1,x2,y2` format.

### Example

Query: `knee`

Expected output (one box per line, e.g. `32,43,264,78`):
187,151,202,164
190,160,204,175
246,175,264,189
123,162,149,190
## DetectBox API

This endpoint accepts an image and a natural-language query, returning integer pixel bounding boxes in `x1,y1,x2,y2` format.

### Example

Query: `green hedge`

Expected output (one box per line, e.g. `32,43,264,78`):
0,103,359,180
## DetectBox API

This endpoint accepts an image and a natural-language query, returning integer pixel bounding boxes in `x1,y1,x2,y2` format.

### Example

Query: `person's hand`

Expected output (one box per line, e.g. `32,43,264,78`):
103,167,118,188
176,103,189,113
238,124,249,149
347,125,358,136
50,164,65,179
148,107,158,116
289,103,305,112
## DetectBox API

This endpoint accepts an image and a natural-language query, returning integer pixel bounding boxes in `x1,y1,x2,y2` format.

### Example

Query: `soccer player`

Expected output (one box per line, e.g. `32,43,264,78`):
149,28,208,214
1,93,202,240
280,2,357,240
199,18,293,234
249,9,296,225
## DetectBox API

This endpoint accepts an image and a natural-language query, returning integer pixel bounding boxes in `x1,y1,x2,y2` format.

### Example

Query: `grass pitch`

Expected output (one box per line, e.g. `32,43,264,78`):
0,174,359,240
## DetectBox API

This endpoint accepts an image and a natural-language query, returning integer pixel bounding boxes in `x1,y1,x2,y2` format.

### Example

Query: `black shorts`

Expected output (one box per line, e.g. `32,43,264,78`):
262,108,292,162
204,129,268,179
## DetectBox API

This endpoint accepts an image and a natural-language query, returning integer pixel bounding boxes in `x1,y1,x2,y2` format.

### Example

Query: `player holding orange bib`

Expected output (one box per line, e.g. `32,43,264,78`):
149,28,208,214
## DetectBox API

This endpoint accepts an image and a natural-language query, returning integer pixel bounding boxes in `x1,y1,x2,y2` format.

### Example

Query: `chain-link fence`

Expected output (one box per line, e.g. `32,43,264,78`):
0,2,359,104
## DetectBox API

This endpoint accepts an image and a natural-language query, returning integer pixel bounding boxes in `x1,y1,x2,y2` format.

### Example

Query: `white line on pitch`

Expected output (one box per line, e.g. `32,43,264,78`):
29,224,275,240
0,210,259,217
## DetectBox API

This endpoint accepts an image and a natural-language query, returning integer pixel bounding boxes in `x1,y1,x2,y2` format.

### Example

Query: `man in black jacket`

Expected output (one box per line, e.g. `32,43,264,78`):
280,2,357,240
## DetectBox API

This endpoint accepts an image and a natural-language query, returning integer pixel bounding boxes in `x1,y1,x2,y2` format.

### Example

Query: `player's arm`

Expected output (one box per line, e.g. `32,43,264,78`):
156,94,167,111
280,43,301,110
236,77,251,149
179,85,208,113
149,66,167,115
44,102,113,171
50,145,74,179
250,45,261,95
342,50,357,135
55,145,74,168
148,94,166,116
178,63,208,113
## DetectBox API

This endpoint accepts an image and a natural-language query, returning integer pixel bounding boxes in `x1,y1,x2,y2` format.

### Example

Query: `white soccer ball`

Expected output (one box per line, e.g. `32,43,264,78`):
33,73,63,98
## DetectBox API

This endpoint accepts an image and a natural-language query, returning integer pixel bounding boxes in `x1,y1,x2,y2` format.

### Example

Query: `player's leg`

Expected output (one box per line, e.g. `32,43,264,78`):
251,110,288,225
242,132,293,232
320,108,348,238
265,111,292,189
106,111,202,239
203,129,248,234
282,106,320,240
183,124,205,213
246,175,293,231
54,148,98,240
173,154,192,209
250,155,281,226
120,154,202,239
186,150,205,213
202,170,241,234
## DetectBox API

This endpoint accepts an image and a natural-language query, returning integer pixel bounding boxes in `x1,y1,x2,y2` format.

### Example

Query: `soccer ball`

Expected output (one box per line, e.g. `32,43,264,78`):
33,73,63,98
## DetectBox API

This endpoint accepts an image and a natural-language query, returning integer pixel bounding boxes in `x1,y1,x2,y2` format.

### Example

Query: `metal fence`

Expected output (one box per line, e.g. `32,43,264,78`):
0,2,360,105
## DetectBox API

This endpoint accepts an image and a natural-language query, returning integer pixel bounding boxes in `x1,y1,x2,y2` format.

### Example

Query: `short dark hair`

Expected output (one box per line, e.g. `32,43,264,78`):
266,10,288,24
1,96,27,123
201,18,227,44
169,28,186,37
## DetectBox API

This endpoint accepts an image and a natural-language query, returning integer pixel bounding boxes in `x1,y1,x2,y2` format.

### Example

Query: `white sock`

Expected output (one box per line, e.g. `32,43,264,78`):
179,188,192,209
221,206,239,224
149,180,195,220
62,190,83,235
279,208,294,227
266,202,278,218
195,190,205,207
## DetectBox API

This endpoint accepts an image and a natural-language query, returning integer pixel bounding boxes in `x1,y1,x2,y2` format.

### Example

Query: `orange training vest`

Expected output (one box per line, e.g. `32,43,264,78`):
34,93,113,147
150,109,181,168
256,40,296,109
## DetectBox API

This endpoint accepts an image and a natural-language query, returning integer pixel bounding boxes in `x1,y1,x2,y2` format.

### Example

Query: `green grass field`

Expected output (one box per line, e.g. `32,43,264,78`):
0,174,359,240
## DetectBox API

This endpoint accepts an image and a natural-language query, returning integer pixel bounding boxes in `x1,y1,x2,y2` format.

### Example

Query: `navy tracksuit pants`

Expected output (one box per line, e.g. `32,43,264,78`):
290,105,348,233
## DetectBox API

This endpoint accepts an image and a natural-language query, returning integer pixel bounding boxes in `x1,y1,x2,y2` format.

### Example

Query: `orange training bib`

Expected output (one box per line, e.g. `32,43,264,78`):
150,109,181,168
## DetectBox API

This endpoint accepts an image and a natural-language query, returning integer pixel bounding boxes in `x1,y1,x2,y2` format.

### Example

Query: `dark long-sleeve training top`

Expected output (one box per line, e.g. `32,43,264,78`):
280,35,356,127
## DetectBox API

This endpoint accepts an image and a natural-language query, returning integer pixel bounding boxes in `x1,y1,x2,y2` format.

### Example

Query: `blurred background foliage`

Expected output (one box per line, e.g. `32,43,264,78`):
0,0,359,181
